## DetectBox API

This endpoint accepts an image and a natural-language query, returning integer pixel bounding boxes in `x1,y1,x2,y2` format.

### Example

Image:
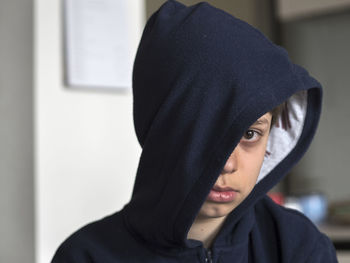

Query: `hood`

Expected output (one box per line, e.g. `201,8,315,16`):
123,0,322,252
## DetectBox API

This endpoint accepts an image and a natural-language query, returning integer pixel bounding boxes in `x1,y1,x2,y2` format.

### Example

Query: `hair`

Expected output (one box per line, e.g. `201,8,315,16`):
269,103,284,128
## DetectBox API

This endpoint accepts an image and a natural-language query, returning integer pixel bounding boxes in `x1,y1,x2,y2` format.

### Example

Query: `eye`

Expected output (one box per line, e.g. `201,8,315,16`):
241,129,261,143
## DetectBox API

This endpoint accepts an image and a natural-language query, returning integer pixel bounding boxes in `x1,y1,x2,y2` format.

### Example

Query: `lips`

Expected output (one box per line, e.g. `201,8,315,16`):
207,185,239,202
212,185,236,192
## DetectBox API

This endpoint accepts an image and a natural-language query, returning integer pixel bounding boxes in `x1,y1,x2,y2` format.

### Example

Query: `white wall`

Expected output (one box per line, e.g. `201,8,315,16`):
34,1,144,262
0,0,35,262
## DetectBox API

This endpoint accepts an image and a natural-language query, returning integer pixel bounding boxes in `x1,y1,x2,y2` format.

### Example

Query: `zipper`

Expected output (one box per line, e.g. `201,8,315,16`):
204,247,213,263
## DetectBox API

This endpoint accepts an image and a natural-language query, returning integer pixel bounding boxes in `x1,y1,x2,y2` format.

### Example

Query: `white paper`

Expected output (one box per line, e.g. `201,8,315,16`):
64,0,133,89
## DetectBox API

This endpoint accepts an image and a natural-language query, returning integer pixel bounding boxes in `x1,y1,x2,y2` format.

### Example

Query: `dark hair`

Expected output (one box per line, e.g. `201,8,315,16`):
270,103,284,128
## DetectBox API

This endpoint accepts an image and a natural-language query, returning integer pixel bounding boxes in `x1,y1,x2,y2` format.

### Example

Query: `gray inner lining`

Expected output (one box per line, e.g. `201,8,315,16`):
257,90,308,183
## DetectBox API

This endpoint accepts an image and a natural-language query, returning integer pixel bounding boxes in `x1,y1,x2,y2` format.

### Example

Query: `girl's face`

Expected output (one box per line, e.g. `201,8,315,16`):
197,112,272,219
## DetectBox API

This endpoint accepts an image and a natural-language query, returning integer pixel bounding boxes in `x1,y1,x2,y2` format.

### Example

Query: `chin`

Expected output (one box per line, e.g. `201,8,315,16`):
198,202,234,219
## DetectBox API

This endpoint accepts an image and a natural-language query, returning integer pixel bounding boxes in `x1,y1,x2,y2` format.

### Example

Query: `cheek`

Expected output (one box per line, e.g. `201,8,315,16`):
239,146,267,193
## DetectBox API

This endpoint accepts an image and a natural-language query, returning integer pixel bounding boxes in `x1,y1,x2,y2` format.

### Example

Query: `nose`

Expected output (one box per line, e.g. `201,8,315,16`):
221,147,238,174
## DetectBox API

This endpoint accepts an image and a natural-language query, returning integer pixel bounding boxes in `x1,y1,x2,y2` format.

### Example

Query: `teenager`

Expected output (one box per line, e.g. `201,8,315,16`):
52,1,338,262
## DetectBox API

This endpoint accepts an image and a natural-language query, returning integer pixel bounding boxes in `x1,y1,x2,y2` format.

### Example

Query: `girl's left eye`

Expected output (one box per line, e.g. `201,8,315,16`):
241,130,261,143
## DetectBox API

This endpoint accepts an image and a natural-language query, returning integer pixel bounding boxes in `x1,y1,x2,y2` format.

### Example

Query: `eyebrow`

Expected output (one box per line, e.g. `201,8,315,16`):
253,117,270,126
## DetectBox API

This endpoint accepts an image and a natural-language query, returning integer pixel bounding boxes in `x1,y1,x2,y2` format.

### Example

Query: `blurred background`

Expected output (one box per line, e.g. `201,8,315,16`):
1,0,349,262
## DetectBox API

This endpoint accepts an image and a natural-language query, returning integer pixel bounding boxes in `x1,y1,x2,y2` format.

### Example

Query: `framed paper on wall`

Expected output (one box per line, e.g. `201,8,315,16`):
63,0,134,90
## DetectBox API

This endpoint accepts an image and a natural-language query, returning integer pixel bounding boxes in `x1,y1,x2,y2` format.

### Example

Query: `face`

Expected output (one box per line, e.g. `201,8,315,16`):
197,112,272,219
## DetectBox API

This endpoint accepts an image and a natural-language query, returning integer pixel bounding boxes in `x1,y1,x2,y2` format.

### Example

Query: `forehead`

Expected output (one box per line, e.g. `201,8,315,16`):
253,112,272,125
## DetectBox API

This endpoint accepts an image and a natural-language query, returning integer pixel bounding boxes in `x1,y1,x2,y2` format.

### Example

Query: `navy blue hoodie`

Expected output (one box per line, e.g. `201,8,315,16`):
52,1,338,262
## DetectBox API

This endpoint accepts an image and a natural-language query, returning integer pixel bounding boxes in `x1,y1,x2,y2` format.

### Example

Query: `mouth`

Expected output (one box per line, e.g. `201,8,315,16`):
212,185,237,192
207,185,239,202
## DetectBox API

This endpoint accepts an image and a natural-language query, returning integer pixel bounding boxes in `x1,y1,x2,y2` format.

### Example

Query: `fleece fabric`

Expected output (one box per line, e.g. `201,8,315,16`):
51,1,338,262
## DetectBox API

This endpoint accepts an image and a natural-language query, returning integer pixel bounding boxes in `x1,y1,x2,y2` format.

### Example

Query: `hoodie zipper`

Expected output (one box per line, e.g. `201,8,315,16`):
204,247,213,263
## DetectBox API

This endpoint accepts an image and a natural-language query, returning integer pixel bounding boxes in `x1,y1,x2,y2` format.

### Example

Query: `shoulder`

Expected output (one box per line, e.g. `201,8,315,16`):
51,209,147,263
255,195,323,237
305,233,338,263
253,196,337,262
